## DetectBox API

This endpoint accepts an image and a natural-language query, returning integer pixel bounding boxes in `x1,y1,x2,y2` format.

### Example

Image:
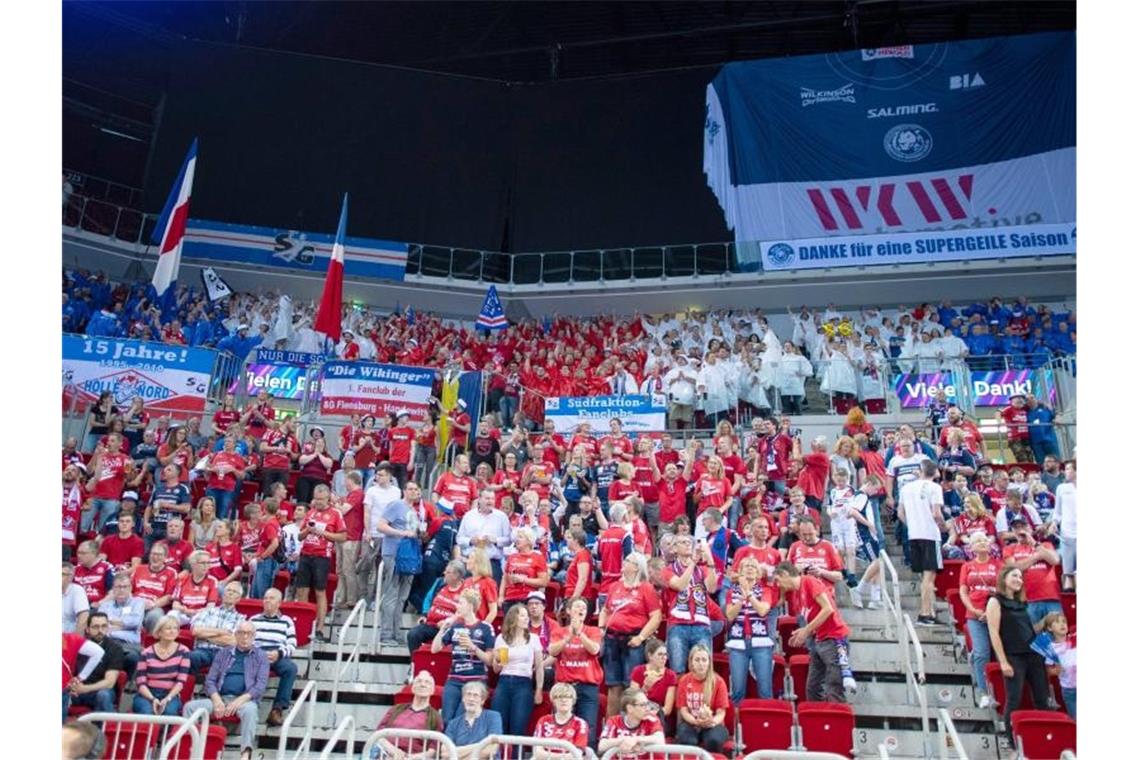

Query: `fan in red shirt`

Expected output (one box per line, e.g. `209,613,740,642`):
242,389,276,439
786,519,845,592
407,561,467,653
597,504,633,587
260,418,299,496
204,521,243,587
492,452,524,511
100,512,145,572
153,517,194,573
131,544,178,629
598,687,666,760
523,457,557,501
296,485,348,640
795,435,831,508
212,394,242,437
432,455,479,520
535,419,567,469
1001,521,1062,611
755,419,794,492
600,419,635,462
87,434,132,530
549,597,605,743
690,456,732,536
338,414,361,456
171,551,219,624
998,394,1033,463
939,407,984,456
533,684,592,751
608,462,641,507
569,422,600,465
958,533,1003,704
561,528,596,602
63,463,86,559
73,541,113,605
655,463,689,525
499,528,550,605
157,426,195,484
445,399,472,455
774,562,853,702
387,411,416,488
731,518,781,581
630,439,660,509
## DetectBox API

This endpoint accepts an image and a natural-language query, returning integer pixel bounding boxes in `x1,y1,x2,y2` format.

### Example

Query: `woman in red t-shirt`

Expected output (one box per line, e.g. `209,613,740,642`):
500,528,550,608
675,644,731,751
630,638,677,729
694,457,732,531
561,528,595,603
946,494,998,559
205,521,243,586
157,426,195,484
211,394,241,437
608,462,641,506
959,533,1002,709
462,549,500,625
492,452,524,511
599,554,663,716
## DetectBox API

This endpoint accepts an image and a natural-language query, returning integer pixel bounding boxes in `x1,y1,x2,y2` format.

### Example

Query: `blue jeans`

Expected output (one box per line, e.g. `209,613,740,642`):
271,657,298,710
965,618,993,695
1027,600,1062,627
207,488,236,521
491,675,535,737
666,623,713,674
571,682,600,748
869,495,886,548
1031,439,1060,465
500,396,519,426
73,688,117,713
189,648,219,673
84,499,120,534
1062,687,1076,718
251,557,279,599
62,690,70,723
132,692,183,715
442,678,467,725
729,644,775,701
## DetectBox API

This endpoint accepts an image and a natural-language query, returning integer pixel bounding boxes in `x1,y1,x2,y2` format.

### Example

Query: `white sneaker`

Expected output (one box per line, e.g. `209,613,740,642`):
866,599,882,610
977,694,993,709
843,677,858,696
849,584,864,609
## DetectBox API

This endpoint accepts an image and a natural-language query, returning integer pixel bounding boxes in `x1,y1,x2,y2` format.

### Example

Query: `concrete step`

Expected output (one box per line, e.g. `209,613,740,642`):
849,641,969,677
856,726,1011,759
307,658,411,685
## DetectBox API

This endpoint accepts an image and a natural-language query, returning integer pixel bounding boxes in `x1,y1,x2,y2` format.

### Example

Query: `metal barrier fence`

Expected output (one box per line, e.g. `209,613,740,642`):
277,679,319,760
361,728,459,760
77,708,211,760
935,708,969,760
320,715,357,760
902,613,931,758
371,559,386,654
741,752,851,760
473,735,585,760
329,598,370,728
600,744,710,760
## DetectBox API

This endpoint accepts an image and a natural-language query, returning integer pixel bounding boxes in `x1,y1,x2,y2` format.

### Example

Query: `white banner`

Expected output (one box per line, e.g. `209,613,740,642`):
543,394,667,435
759,222,1074,271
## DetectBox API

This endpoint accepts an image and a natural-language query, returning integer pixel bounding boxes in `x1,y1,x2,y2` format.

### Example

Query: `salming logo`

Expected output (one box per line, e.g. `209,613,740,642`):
805,174,974,231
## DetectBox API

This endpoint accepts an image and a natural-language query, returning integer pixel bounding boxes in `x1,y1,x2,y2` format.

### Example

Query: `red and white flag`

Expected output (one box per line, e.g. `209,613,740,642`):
151,139,197,301
314,193,348,343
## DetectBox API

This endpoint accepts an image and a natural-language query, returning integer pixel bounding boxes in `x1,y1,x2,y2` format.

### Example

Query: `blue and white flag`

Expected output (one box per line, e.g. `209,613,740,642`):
406,305,416,326
475,285,508,331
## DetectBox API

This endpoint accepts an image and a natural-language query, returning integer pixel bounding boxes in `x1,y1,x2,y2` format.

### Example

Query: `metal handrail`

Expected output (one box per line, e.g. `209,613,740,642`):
936,708,969,760
330,597,369,727
601,744,712,760
77,710,210,760
878,549,904,652
362,728,460,760
320,715,357,760
277,679,319,760
740,752,851,760
902,613,930,758
477,735,585,760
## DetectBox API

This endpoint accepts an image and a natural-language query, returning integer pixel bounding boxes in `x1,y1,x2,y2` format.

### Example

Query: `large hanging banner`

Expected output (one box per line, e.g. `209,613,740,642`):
62,335,214,415
893,370,1056,408
318,361,434,420
182,219,408,282
543,394,667,434
703,32,1076,262
228,364,315,400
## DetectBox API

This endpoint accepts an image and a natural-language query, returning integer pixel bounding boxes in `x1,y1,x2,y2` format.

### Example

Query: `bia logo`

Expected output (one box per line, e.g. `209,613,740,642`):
950,73,986,90
805,174,974,231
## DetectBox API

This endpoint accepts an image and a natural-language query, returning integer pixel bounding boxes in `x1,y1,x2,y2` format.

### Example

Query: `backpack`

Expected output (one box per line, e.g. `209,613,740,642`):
394,535,422,575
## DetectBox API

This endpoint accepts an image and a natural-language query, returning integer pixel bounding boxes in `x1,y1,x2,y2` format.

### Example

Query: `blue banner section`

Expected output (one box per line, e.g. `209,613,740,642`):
64,335,215,373
543,394,667,434
709,32,1074,184
182,219,408,282
760,223,1074,271
228,363,315,400
255,348,326,366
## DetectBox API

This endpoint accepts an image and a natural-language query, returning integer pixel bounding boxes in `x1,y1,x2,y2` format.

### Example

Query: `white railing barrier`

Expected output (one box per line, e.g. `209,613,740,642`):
878,745,891,759
371,559,385,653
362,728,459,760
479,734,585,760
77,709,210,760
878,549,904,652
277,680,319,760
601,744,711,760
1060,751,1077,760
741,752,851,760
320,715,357,760
902,613,930,758
331,597,370,727
935,708,969,760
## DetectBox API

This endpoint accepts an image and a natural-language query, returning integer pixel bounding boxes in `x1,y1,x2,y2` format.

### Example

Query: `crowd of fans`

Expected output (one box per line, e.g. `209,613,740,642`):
65,268,1075,423
62,368,1077,756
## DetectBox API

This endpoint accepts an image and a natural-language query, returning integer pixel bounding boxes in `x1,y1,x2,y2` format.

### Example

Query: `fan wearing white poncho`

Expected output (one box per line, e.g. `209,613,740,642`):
776,342,813,414
696,352,733,424
818,340,859,401
664,356,699,429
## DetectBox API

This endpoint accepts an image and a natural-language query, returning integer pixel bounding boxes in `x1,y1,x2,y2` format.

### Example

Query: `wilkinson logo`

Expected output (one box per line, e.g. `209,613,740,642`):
800,83,856,107
806,174,975,231
861,46,914,61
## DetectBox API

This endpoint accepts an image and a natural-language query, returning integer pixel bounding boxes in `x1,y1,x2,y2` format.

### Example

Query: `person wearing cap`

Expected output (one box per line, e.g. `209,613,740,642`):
101,494,142,540
388,410,417,490
445,399,472,461
338,329,360,361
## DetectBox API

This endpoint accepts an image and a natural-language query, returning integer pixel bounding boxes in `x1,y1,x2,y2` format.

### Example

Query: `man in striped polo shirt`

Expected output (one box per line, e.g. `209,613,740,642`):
250,588,298,727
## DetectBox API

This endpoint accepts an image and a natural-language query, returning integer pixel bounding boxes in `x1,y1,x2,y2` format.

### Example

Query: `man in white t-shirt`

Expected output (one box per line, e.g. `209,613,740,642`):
897,460,945,626
361,465,403,606
1051,461,1077,592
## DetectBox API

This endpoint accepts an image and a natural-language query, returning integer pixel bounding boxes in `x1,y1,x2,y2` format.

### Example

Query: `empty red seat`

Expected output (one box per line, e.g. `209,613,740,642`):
100,722,158,760
770,654,786,699
943,588,968,633
935,560,964,599
280,601,319,648
165,724,228,760
1010,709,1076,760
1060,592,1076,630
411,644,452,685
736,698,794,752
788,654,810,701
797,701,855,756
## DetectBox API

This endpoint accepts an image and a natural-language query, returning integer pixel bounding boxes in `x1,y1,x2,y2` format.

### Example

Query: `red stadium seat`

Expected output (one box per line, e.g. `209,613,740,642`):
544,582,562,609
235,598,262,618
411,645,452,686
778,616,807,658
770,654,786,699
712,653,730,686
736,699,794,753
797,702,856,756
280,601,319,648
1060,592,1076,630
273,569,292,595
984,662,1060,716
100,722,158,760
935,560,964,599
1011,709,1076,759
179,673,197,705
165,724,228,760
788,654,810,701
